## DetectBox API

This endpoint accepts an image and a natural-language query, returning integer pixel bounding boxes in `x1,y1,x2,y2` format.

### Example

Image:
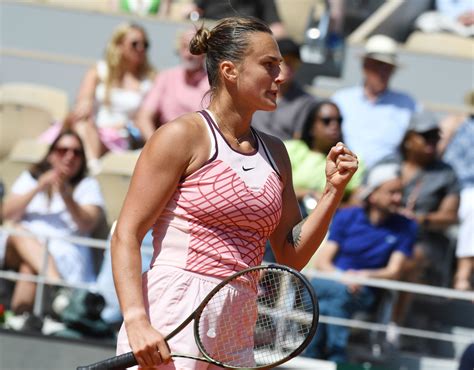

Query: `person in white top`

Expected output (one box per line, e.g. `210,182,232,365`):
71,23,155,170
2,130,105,314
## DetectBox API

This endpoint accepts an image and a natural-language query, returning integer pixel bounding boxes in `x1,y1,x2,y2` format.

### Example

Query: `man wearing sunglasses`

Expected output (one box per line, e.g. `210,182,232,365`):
332,34,419,168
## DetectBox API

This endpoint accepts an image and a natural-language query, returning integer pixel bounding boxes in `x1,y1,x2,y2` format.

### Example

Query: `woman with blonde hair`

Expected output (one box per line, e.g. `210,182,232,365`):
45,23,155,172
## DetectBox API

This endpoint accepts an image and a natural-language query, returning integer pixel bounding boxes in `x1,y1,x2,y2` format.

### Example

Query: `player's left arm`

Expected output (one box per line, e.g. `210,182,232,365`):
266,136,358,270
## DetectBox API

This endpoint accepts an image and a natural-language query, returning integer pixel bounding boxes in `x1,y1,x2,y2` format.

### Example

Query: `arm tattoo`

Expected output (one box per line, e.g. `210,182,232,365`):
286,217,307,248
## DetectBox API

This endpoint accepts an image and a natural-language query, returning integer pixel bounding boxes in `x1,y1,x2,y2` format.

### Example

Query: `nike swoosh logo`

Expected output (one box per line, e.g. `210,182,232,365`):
242,166,255,171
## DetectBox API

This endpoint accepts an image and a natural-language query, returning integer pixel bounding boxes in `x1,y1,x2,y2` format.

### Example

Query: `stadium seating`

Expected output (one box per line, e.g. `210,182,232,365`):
0,103,53,160
405,31,474,60
95,150,141,226
0,138,49,194
276,0,320,43
0,82,69,122
41,0,110,13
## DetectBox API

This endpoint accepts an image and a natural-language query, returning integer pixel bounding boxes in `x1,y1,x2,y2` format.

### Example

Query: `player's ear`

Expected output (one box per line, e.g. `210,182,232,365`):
220,60,238,83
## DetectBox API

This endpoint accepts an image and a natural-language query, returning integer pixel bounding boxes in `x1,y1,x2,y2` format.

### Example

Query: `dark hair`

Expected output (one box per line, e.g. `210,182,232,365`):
189,17,272,94
277,38,300,59
29,129,88,187
300,100,341,148
399,130,413,160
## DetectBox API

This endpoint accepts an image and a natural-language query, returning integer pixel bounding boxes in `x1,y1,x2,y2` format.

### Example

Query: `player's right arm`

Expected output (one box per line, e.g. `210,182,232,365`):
111,113,208,367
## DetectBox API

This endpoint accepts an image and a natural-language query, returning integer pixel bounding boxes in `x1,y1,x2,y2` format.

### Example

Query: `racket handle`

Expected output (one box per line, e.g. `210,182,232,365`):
77,351,136,370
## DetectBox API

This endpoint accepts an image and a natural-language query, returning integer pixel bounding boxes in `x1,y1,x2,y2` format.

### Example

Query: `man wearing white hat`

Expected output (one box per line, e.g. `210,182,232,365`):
332,34,419,168
304,162,417,363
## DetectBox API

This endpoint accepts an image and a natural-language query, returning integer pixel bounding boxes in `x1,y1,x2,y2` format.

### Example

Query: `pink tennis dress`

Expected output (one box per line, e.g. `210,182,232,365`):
116,110,284,369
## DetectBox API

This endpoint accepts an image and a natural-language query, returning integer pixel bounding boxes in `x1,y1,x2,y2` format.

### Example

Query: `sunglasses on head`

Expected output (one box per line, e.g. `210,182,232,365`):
131,40,149,51
318,116,343,125
54,146,83,158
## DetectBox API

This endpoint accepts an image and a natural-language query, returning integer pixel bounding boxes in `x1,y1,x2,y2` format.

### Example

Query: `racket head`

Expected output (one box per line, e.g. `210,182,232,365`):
193,263,319,369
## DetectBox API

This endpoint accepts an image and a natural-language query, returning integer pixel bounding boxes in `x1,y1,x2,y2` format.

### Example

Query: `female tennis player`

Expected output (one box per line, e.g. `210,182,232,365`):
112,17,358,369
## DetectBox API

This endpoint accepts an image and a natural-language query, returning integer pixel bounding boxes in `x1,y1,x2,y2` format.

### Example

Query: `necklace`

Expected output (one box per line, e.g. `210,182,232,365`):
219,124,254,145
210,110,253,146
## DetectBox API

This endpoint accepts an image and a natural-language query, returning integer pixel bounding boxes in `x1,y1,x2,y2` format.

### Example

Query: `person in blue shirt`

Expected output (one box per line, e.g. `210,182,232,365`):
332,35,418,168
303,162,418,363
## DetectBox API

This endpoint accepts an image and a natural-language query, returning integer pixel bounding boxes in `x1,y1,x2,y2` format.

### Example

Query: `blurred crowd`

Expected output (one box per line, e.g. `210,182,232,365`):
0,0,473,366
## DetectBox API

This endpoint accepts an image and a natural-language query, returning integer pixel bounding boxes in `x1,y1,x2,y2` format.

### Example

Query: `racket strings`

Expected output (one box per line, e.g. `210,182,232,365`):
197,268,315,368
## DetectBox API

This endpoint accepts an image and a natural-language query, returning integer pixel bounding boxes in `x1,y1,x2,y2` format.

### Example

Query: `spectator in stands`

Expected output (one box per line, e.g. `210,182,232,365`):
44,23,155,173
185,0,287,38
377,110,460,287
332,34,418,168
303,162,417,363
373,111,461,346
2,130,105,316
284,100,365,215
111,0,172,17
135,28,210,141
252,37,317,141
443,114,474,290
415,0,474,38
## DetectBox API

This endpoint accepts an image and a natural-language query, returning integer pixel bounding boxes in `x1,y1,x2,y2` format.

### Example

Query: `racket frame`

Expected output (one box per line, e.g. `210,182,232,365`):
76,263,318,370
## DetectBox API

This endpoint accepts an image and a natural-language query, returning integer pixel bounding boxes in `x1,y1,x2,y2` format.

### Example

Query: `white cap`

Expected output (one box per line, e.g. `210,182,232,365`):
360,162,401,200
364,34,398,66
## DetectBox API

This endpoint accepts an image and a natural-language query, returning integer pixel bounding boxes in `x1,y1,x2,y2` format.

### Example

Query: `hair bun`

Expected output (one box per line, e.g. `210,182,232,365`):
189,27,211,55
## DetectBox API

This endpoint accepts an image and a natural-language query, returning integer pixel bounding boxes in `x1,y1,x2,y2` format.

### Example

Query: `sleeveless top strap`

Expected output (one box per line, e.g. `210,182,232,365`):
198,110,218,162
253,129,282,180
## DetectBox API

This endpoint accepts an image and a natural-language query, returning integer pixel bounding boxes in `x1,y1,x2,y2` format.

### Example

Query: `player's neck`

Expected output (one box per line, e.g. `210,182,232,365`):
208,94,253,131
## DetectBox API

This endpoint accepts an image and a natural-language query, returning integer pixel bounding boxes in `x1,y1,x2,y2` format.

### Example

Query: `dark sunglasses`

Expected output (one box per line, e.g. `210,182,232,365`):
54,146,83,157
318,116,343,125
131,40,149,51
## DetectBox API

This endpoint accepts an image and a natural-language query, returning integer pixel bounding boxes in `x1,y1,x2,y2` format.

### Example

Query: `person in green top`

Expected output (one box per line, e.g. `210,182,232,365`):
285,100,365,215
117,0,171,17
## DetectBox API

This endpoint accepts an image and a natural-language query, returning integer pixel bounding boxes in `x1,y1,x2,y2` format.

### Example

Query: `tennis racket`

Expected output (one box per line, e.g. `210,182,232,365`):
77,263,318,369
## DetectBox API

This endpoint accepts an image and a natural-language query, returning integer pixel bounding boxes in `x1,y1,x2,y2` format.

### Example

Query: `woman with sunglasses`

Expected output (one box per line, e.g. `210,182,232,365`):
374,111,461,345
61,23,155,172
285,100,365,215
2,130,105,318
384,110,460,282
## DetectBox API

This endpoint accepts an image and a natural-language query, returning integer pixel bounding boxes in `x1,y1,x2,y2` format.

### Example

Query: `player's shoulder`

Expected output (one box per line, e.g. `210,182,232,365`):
142,113,208,162
254,129,292,183
254,129,286,151
154,112,206,141
255,129,289,164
